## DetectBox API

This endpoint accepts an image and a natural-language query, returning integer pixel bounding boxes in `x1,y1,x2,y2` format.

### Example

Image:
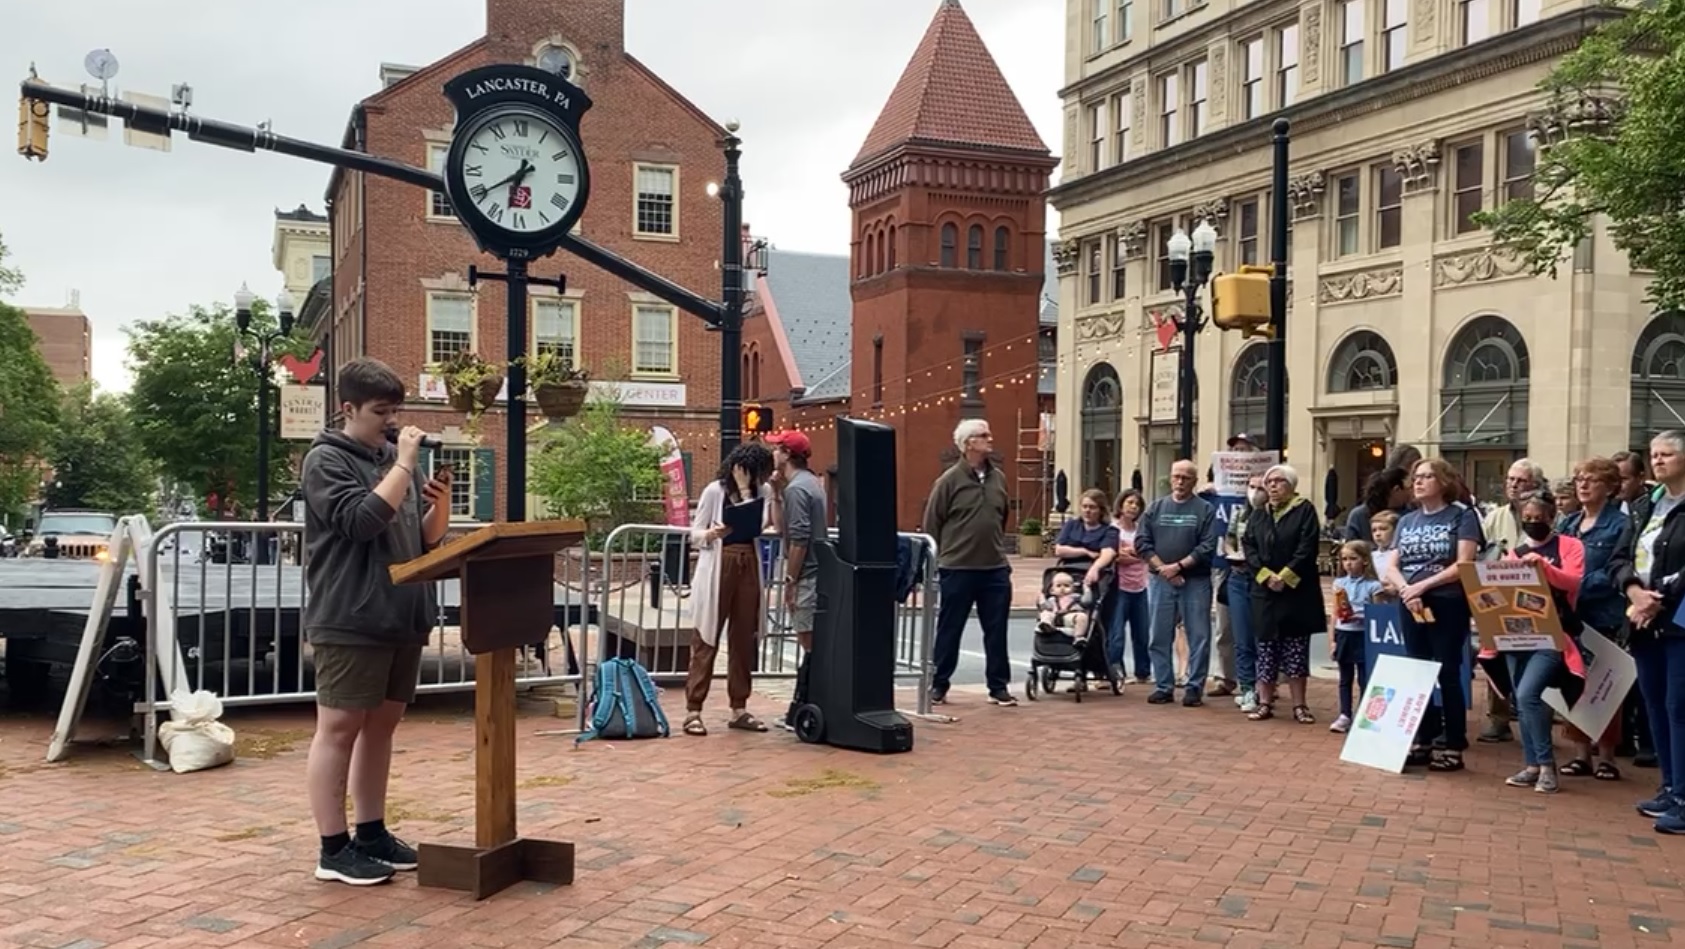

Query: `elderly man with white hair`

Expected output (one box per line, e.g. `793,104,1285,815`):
923,418,1018,707
1134,458,1222,706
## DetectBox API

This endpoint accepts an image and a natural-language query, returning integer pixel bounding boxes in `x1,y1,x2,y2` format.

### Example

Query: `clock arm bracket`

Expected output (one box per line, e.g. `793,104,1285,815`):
468,266,565,293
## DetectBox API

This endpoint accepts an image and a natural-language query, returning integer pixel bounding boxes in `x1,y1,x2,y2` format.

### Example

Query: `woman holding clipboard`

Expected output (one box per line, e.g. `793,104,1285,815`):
682,442,778,736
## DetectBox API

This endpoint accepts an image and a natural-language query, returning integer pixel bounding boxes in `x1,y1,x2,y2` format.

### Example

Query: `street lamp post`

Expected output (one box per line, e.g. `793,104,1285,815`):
234,282,294,532
1166,220,1217,461
717,125,746,458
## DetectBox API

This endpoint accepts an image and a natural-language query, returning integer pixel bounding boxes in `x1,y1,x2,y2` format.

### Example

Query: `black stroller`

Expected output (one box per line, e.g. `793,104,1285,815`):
1024,563,1123,702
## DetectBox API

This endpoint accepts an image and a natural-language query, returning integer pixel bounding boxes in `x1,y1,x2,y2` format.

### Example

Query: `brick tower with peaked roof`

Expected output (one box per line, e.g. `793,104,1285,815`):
843,0,1058,530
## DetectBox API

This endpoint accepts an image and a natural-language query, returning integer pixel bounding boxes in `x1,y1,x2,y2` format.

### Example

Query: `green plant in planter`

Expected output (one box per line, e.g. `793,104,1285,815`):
1019,517,1042,536
429,351,504,436
517,350,592,420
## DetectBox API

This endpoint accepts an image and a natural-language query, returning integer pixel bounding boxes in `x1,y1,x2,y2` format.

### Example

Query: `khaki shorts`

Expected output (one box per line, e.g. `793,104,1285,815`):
790,574,819,634
312,643,424,710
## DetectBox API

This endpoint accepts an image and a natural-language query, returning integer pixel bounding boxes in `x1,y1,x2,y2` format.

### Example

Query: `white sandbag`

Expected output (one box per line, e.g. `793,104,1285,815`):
158,689,237,774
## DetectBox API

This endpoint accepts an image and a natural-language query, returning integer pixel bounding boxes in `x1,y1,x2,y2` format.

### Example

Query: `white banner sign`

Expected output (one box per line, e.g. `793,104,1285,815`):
1208,450,1280,496
1150,350,1179,423
279,384,326,440
1543,627,1637,741
1339,654,1443,773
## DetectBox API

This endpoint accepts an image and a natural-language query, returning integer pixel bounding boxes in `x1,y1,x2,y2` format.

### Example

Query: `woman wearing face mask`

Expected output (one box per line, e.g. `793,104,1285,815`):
1493,491,1585,794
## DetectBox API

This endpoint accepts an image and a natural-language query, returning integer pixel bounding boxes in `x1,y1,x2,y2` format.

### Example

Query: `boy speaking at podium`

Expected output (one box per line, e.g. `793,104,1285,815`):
299,358,453,886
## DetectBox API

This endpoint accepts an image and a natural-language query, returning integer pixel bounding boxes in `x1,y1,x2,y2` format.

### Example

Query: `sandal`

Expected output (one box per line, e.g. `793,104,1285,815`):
1248,703,1274,721
1558,759,1593,777
1428,750,1465,772
1292,705,1315,725
1594,761,1622,781
1406,746,1433,768
728,712,767,732
683,713,707,736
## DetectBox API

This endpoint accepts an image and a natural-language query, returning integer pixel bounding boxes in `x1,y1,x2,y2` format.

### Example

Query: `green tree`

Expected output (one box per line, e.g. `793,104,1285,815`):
45,383,157,514
529,396,664,540
0,234,60,524
1475,0,1685,309
125,302,305,516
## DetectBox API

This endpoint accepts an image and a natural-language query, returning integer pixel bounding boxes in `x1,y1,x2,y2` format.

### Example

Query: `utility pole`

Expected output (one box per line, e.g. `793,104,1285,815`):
1265,118,1290,453
718,126,745,457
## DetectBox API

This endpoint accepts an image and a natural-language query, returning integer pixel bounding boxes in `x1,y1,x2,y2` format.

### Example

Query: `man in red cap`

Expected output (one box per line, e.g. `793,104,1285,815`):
767,430,828,726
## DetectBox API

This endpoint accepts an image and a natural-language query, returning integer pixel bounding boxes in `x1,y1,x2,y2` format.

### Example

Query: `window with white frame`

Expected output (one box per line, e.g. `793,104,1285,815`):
427,292,474,364
634,164,676,237
1461,0,1491,43
1112,91,1132,163
1117,0,1134,42
1241,37,1264,120
1451,140,1484,234
436,448,474,517
633,304,676,375
1085,240,1103,305
1501,129,1536,205
1162,0,1185,19
427,144,453,218
1334,172,1361,257
311,255,331,284
1381,0,1407,72
1187,60,1209,139
1110,233,1127,299
1339,0,1365,87
1092,0,1110,52
1087,101,1107,171
1377,165,1403,249
533,298,577,368
1277,24,1301,107
1158,72,1180,147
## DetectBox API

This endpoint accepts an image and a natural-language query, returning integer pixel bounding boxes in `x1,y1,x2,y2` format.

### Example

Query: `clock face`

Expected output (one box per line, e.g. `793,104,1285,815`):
454,108,585,236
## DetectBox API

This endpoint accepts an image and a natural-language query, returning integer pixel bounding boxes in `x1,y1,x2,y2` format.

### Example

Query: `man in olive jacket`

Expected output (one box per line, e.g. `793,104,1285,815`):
923,418,1017,707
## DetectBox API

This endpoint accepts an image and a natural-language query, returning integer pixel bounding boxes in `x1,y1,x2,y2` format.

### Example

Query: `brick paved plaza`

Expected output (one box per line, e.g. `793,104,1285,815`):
1,678,1681,949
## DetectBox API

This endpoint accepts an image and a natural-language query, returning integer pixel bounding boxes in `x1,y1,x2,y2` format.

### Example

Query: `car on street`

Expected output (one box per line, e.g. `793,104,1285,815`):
23,509,119,561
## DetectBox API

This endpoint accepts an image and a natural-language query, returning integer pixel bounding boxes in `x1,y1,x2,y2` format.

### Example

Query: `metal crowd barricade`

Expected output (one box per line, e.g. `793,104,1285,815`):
136,521,591,766
590,524,939,721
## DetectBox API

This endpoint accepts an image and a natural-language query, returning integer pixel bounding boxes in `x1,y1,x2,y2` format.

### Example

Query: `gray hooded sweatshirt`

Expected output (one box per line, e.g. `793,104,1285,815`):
300,430,436,646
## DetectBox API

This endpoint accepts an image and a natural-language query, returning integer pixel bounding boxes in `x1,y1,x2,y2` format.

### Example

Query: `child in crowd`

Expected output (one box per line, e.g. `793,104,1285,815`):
1331,540,1383,734
1369,510,1399,586
1037,572,1089,646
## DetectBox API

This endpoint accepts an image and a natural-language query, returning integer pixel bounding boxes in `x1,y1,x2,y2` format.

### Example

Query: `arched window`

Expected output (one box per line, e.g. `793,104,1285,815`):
742,350,752,398
1630,312,1685,450
1228,343,1286,438
752,351,762,400
1440,315,1531,496
1326,330,1399,393
885,224,897,269
993,226,1010,271
1081,362,1122,500
864,233,875,276
876,228,887,274
967,225,984,269
940,223,958,268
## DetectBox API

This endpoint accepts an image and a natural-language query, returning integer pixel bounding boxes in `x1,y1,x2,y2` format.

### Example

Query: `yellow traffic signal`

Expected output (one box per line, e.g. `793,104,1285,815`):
742,403,773,434
1212,264,1274,338
17,93,49,161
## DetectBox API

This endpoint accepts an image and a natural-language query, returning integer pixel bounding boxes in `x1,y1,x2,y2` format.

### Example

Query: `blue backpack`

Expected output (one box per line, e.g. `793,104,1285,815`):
577,658,670,743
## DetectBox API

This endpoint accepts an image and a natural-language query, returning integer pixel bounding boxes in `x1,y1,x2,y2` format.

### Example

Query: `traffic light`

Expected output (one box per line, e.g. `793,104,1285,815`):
742,403,773,434
17,93,49,161
1211,264,1274,338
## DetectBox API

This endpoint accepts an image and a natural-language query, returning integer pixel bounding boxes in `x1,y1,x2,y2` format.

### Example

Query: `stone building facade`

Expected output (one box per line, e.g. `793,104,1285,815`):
1049,0,1665,505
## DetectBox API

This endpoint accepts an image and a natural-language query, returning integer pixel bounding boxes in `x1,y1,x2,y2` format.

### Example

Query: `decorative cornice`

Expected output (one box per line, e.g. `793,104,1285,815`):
1391,140,1442,195
1047,11,1621,209
1288,173,1325,220
1075,312,1127,340
1118,221,1148,260
1318,265,1403,305
1054,239,1081,276
1434,245,1530,287
1191,198,1229,226
1527,92,1625,150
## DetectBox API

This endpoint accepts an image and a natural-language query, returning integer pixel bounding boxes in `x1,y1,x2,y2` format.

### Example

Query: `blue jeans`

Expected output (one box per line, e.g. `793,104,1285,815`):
1147,572,1213,693
1108,587,1151,676
931,567,1013,695
1226,570,1257,690
1507,649,1564,767
1633,635,1685,791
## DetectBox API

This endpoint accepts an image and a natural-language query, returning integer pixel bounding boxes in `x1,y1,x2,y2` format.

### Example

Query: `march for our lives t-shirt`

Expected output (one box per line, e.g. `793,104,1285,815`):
1394,503,1482,590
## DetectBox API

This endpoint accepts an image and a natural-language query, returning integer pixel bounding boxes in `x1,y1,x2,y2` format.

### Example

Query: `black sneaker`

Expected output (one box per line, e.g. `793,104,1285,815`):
315,843,396,886
1147,690,1174,704
354,831,418,871
930,687,949,706
988,690,1018,707
1182,689,1203,707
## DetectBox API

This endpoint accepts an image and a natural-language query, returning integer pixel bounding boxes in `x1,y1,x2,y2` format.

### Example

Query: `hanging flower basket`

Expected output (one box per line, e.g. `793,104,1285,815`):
445,374,504,413
534,380,589,419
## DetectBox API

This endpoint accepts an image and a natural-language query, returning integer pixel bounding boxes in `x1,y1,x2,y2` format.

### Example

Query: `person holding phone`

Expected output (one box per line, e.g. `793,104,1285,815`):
300,358,452,886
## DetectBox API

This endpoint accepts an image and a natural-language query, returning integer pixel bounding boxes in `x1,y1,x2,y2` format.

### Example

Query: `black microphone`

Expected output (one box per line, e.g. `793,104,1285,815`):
385,429,443,450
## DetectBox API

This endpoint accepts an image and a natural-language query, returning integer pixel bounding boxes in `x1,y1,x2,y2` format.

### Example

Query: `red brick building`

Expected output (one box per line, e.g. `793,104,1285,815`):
740,0,1057,531
23,305,91,390
320,0,726,520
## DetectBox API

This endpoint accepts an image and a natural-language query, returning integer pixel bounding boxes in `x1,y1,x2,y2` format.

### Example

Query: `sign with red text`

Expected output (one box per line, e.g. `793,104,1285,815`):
650,425,690,528
1339,654,1443,773
1458,561,1567,652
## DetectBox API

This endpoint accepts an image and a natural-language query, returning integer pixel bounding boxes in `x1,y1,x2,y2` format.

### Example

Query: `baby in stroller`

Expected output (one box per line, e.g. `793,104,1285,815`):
1036,572,1091,647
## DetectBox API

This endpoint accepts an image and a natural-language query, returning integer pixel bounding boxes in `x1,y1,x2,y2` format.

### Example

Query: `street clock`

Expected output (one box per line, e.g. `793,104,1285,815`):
441,64,594,260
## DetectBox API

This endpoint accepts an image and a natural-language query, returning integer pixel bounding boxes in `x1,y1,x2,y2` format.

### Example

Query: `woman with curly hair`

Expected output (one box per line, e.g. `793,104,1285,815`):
682,441,777,736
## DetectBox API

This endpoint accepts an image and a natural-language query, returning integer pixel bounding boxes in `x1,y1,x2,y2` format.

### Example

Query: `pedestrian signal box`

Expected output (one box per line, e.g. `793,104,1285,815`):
1211,264,1274,338
743,403,773,434
17,95,49,161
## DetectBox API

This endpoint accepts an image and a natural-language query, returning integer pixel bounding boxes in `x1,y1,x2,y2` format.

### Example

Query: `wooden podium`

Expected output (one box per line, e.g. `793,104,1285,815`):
389,519,586,900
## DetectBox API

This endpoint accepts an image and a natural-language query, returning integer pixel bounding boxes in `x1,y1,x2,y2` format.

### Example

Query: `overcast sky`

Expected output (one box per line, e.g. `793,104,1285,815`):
1,0,1065,393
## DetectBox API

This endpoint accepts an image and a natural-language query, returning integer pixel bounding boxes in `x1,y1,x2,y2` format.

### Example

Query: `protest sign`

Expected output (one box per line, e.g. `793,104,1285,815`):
1363,600,1472,708
1458,561,1566,652
1340,654,1443,773
1542,626,1637,740
1209,450,1280,496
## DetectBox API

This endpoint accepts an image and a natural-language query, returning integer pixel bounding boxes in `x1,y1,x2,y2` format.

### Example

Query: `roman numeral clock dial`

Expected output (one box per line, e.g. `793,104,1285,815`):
449,107,586,245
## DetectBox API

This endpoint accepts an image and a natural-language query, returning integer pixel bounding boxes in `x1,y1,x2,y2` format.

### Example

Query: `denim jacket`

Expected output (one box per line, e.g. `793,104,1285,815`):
1559,505,1635,635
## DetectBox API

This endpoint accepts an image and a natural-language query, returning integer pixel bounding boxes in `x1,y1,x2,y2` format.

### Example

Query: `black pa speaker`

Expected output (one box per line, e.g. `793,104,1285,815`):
835,417,897,565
